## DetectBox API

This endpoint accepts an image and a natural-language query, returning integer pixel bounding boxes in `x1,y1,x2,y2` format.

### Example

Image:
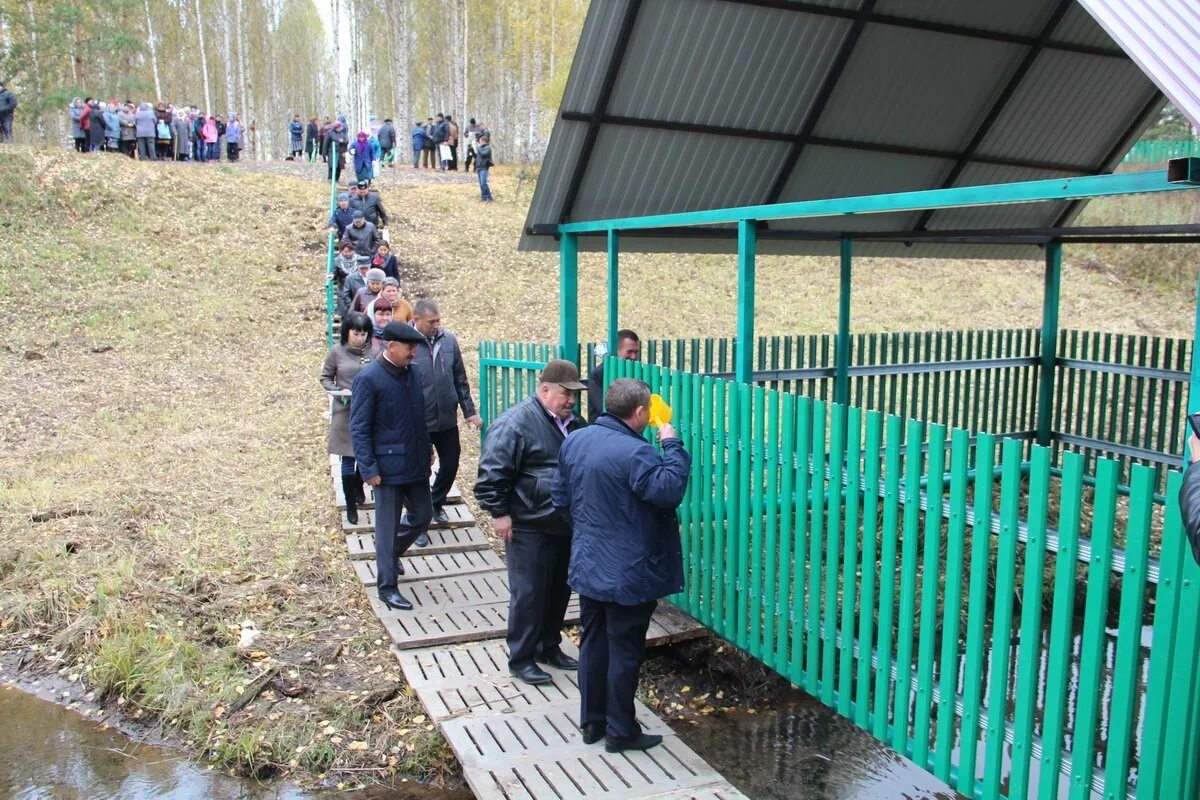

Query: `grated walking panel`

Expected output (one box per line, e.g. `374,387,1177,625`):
345,526,489,558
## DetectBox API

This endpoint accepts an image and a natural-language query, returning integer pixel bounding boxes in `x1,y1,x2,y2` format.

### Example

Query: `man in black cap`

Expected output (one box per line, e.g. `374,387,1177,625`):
475,359,588,685
344,210,380,257
349,180,389,230
350,321,434,611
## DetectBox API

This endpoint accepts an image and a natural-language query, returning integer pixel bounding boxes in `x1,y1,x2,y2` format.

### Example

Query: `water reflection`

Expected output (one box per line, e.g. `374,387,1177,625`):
675,688,962,800
0,687,469,800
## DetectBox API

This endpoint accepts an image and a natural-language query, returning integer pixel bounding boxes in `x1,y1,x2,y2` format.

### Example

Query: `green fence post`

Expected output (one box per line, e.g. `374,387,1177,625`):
1036,239,1062,445
735,219,757,385
560,232,579,364
607,229,619,354
835,237,852,406
325,140,339,348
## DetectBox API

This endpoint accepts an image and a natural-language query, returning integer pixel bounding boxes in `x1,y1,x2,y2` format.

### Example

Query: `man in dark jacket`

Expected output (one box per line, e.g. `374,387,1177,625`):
0,83,16,142
327,193,355,239
587,330,641,422
344,211,380,257
1178,436,1200,565
349,181,389,229
422,117,437,169
432,113,449,171
475,360,587,685
552,378,690,753
412,300,482,531
377,118,395,167
350,322,434,611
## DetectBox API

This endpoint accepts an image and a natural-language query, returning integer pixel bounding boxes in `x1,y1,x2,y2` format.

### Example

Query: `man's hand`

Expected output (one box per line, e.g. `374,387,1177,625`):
366,475,382,486
466,415,483,429
492,515,513,542
657,423,678,442
1189,434,1200,464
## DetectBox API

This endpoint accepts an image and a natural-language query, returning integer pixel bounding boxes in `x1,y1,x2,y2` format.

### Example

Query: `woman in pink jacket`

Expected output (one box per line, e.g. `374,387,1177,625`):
201,116,219,162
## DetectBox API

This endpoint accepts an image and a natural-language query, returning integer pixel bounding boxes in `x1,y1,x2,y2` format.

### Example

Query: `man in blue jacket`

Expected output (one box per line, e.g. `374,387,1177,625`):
350,322,434,611
552,378,691,753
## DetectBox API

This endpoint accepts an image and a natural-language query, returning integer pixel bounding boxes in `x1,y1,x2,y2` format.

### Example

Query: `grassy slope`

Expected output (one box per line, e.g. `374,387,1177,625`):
0,149,1195,788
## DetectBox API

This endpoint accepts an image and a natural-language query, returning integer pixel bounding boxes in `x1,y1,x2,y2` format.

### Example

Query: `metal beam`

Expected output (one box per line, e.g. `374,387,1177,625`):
762,0,878,205
914,0,1075,234
713,0,1127,59
559,233,579,363
558,0,643,223
557,169,1199,234
607,230,619,353
834,238,852,406
735,220,757,384
557,110,1095,174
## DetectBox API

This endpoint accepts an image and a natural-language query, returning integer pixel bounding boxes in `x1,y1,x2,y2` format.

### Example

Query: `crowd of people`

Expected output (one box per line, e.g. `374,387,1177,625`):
67,97,244,161
320,181,675,754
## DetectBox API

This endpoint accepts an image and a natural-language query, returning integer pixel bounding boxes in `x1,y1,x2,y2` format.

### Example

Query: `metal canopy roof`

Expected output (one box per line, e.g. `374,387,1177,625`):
521,0,1167,259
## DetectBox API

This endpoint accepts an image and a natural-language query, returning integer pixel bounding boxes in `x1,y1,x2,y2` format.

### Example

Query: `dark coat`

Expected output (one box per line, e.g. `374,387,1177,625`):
328,205,355,238
552,415,691,605
587,363,605,422
377,122,395,149
1178,461,1200,566
433,120,449,144
349,355,431,485
411,126,427,150
475,395,585,533
344,220,380,256
411,329,476,433
0,88,16,113
349,192,388,227
305,121,318,150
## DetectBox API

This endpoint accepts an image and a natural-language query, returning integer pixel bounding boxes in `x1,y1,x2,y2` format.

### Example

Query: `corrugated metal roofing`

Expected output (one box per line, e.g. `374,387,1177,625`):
522,0,1168,259
1077,0,1200,131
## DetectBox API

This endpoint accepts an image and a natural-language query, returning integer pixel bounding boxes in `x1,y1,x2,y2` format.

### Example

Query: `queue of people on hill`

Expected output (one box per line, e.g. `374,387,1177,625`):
67,97,244,162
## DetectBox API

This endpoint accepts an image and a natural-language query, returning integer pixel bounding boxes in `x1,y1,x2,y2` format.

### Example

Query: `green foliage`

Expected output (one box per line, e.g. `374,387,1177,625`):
1142,103,1195,141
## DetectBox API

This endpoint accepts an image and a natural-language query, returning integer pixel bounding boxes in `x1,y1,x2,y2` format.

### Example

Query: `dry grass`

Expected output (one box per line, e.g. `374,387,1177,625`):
0,148,1194,790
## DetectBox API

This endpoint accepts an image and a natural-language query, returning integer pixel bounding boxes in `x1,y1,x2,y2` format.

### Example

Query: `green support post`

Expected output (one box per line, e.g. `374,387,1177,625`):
834,237,852,406
1036,240,1062,445
560,232,579,364
325,140,339,348
607,229,619,354
735,219,756,385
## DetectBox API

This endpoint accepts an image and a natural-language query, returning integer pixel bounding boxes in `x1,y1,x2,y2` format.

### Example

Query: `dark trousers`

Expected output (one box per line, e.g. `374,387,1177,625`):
464,145,475,172
0,112,12,142
137,136,156,160
74,136,87,153
506,530,572,670
448,144,458,171
373,480,433,591
578,595,657,739
422,146,437,168
429,427,461,509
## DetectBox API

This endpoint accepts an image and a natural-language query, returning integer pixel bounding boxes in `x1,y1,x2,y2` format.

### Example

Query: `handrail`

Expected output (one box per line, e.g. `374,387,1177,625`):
325,141,339,348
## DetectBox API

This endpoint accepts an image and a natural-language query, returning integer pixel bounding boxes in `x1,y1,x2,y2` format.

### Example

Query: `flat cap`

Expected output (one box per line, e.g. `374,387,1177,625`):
379,321,425,344
538,359,587,390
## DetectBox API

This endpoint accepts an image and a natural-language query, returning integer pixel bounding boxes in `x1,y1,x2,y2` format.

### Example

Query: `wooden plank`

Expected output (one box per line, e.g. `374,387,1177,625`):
342,503,475,532
345,526,489,559
352,549,505,586
648,602,709,646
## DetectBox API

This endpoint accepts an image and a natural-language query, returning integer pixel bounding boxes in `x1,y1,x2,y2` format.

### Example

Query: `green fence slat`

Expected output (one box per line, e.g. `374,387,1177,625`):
790,396,813,687
749,386,767,658
684,371,702,616
736,382,753,650
763,389,781,668
776,393,796,674
822,403,845,706
1037,451,1085,800
838,405,862,718
892,417,925,753
957,432,996,797
1008,445,1052,800
1068,458,1119,800
855,410,883,730
700,377,716,623
874,414,903,740
714,379,729,639
1103,465,1153,800
933,427,971,780
806,399,828,696
912,422,946,768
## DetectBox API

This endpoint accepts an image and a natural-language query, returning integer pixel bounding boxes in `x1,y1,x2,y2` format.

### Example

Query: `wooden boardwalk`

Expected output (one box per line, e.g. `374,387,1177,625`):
333,469,744,799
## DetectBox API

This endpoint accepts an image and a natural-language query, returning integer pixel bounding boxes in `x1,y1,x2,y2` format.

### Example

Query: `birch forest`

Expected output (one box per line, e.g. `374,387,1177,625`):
0,0,589,161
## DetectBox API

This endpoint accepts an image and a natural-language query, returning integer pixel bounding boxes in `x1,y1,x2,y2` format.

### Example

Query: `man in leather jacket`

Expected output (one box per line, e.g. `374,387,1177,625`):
1178,436,1200,565
475,360,587,685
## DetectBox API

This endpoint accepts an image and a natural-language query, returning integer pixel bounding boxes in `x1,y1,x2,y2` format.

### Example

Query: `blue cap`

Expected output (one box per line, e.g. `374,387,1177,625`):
337,192,349,201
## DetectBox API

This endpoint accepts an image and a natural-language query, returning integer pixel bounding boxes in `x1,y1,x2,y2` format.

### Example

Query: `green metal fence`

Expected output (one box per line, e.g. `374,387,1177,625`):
1122,140,1200,164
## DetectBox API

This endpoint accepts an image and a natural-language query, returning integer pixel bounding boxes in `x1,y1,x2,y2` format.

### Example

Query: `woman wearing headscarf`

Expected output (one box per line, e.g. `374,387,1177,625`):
325,120,348,182
154,102,172,159
305,117,319,161
118,103,138,158
171,111,191,160
134,102,157,160
101,102,119,152
321,311,375,524
69,98,86,153
289,114,304,159
226,114,243,161
351,131,374,185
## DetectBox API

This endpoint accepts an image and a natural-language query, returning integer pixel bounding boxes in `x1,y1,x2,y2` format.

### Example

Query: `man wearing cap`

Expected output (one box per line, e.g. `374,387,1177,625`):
350,321,434,611
341,257,372,317
349,180,389,229
327,193,355,240
344,210,380,258
475,360,588,685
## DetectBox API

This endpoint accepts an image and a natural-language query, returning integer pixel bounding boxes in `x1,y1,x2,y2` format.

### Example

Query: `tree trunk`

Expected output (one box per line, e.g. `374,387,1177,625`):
235,0,249,154
194,0,213,113
331,0,340,115
461,0,468,118
143,0,163,99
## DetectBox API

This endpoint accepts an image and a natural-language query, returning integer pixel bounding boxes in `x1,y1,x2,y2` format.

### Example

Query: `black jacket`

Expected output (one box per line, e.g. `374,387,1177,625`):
0,89,17,113
1178,462,1200,565
412,329,476,433
586,363,605,422
349,191,389,227
475,395,586,533
377,123,395,149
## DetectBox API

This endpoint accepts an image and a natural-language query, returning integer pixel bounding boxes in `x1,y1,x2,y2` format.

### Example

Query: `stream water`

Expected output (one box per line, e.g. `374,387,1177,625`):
0,687,470,800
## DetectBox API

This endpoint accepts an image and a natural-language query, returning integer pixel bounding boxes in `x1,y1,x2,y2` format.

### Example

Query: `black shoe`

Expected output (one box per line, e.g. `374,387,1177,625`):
432,507,449,525
537,651,579,671
378,588,412,611
415,532,430,548
341,475,359,525
605,733,663,753
581,722,605,745
394,559,405,576
509,664,552,686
